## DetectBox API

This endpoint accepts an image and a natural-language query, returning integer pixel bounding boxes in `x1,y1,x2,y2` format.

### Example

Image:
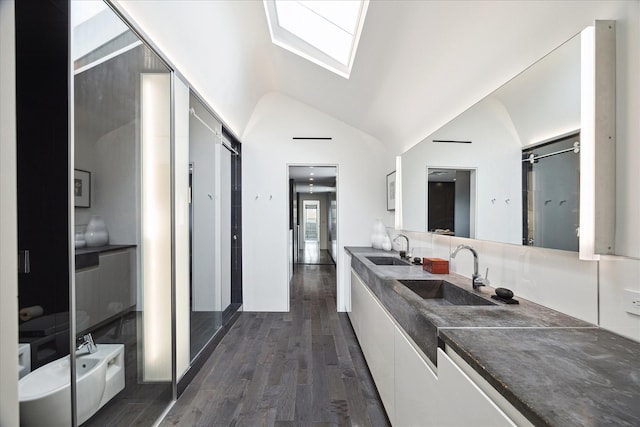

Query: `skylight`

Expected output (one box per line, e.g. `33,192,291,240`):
264,0,369,79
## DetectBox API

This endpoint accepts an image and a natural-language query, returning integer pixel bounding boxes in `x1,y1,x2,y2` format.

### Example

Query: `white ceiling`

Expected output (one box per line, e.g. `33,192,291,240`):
114,0,631,154
289,166,336,194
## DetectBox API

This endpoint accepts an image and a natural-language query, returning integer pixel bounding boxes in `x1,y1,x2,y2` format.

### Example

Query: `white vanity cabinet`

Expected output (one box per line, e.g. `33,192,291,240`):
349,268,526,427
76,247,136,331
437,348,517,426
350,270,396,423
394,327,440,426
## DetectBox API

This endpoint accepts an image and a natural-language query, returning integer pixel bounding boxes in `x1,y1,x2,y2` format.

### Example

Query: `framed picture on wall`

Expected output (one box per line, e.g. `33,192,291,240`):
74,169,91,208
386,171,396,211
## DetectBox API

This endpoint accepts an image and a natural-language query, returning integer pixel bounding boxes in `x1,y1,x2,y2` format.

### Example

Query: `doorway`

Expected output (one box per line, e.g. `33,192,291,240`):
427,168,476,238
288,166,337,268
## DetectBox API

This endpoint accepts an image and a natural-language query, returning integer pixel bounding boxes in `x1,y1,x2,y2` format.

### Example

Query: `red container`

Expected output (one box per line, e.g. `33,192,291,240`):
423,257,449,274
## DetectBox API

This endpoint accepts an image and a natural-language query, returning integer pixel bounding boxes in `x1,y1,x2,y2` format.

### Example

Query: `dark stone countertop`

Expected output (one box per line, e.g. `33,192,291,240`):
345,246,640,427
75,244,136,255
75,244,136,269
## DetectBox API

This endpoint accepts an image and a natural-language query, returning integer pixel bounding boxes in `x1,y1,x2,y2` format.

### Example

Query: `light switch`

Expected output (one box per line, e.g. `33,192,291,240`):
624,289,640,316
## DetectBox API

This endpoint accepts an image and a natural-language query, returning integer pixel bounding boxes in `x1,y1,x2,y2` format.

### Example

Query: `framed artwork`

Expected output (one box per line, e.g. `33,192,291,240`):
74,169,91,208
386,171,396,211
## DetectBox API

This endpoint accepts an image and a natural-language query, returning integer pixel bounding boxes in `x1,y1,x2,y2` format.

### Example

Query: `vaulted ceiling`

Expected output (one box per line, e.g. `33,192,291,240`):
114,0,630,154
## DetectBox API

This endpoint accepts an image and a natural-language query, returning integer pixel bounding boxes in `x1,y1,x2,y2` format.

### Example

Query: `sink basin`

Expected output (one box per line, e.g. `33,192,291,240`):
366,256,410,266
399,280,495,306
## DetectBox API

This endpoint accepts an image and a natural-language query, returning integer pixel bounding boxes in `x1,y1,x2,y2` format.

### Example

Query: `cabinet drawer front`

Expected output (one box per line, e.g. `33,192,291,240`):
438,348,517,427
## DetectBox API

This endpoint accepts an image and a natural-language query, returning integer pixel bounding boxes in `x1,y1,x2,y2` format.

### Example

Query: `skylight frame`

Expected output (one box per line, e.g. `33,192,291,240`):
263,0,369,79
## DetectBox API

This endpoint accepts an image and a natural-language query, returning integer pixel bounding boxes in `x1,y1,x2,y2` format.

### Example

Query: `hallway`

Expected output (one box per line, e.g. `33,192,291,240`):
161,264,389,426
297,241,335,265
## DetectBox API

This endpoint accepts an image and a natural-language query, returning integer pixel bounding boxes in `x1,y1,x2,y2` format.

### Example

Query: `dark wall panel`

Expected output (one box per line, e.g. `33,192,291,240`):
16,0,70,319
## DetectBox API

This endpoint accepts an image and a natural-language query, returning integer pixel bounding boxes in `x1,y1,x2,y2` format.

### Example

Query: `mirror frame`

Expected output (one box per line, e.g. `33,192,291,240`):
579,20,615,259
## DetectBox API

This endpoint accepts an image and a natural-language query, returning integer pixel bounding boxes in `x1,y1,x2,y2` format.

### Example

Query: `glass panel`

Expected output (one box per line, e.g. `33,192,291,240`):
523,134,580,251
188,94,223,361
72,1,173,424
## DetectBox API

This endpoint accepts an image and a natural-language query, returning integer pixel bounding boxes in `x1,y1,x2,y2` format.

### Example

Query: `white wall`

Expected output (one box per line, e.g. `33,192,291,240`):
242,92,392,312
0,0,19,424
605,2,640,259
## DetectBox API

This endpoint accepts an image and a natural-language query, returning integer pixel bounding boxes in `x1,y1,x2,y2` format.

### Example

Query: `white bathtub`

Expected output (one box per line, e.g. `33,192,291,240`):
19,343,125,426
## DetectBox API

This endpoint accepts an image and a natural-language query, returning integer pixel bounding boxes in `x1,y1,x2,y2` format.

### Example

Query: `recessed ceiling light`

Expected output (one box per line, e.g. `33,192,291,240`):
310,172,315,176
309,177,314,181
309,183,314,186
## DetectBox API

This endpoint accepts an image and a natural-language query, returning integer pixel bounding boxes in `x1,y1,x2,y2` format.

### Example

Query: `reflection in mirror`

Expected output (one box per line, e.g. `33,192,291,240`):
72,0,173,424
402,32,582,249
523,132,580,251
427,168,476,238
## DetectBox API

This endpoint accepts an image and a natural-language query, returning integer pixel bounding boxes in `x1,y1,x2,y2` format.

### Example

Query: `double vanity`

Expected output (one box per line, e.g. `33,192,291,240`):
346,247,640,426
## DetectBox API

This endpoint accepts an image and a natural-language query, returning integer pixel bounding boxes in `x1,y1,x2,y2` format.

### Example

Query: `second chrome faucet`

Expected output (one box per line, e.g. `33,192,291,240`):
451,244,490,290
393,234,410,259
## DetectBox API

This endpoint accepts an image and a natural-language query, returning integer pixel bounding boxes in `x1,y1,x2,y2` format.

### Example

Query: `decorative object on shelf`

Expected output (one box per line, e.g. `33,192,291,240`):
371,219,392,250
75,228,86,248
74,169,91,208
84,215,109,247
386,171,396,211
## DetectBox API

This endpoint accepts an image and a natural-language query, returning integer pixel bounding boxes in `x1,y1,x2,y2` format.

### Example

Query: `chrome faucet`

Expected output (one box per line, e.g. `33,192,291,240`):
393,234,410,258
451,244,489,290
76,333,97,354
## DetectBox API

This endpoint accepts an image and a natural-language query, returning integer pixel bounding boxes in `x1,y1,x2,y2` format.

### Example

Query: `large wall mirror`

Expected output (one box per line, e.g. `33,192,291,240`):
401,21,615,257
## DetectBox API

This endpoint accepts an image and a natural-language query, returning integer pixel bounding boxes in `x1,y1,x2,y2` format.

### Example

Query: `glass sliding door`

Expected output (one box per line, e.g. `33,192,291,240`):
523,133,580,252
188,93,223,360
72,1,173,424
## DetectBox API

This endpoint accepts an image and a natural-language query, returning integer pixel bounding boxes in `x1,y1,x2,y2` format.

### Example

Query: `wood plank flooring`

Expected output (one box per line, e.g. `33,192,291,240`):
296,249,335,265
161,264,390,426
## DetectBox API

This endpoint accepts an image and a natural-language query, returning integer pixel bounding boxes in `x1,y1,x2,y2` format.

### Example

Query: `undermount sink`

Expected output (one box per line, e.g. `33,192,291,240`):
399,280,496,306
366,256,410,266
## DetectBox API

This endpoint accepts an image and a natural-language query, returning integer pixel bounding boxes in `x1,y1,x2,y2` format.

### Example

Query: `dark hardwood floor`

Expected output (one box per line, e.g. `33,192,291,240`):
160,264,389,426
297,241,335,265
190,310,222,359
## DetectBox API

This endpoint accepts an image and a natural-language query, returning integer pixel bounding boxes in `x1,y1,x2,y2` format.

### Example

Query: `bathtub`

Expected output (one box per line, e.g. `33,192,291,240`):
19,343,125,426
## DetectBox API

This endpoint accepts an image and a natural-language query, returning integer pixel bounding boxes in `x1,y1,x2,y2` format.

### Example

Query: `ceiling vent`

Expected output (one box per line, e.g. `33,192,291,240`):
432,139,473,144
292,137,333,141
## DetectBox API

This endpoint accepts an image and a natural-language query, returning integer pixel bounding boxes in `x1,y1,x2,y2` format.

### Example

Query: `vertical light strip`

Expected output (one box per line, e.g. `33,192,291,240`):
395,155,403,229
579,21,616,260
142,73,172,381
579,25,597,260
173,77,191,382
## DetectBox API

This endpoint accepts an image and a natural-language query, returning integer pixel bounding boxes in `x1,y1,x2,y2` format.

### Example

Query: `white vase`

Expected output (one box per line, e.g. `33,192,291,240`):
84,216,109,247
371,219,392,250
